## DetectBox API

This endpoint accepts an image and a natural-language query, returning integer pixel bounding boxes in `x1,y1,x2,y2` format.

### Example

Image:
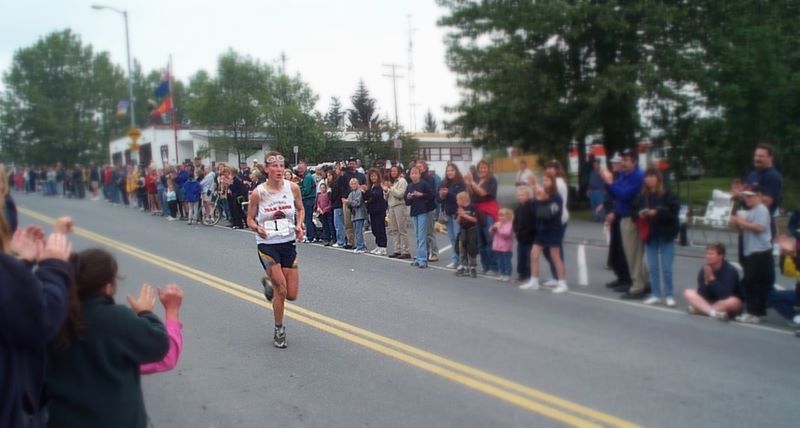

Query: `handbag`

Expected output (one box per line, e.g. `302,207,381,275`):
635,217,650,242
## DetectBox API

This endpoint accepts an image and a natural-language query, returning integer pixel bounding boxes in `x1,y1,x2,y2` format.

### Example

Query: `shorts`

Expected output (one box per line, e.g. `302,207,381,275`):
258,242,298,269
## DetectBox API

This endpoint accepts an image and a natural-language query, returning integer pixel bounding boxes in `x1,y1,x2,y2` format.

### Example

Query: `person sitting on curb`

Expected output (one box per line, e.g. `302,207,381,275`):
683,242,743,321
771,235,800,336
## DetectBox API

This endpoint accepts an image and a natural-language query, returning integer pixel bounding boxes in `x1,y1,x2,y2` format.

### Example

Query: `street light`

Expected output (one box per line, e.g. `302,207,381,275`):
91,4,135,130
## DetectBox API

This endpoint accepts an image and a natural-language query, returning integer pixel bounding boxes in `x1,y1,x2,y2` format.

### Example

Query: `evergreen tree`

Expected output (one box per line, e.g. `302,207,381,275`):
423,110,437,133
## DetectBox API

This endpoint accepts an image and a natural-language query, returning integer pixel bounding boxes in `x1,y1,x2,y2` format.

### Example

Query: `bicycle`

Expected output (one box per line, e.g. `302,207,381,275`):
202,191,226,226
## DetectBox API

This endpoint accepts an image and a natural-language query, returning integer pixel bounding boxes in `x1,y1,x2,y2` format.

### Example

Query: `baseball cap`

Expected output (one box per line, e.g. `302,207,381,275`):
620,148,636,159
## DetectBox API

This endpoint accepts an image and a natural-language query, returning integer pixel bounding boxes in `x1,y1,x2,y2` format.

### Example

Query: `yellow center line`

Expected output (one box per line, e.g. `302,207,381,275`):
19,206,640,428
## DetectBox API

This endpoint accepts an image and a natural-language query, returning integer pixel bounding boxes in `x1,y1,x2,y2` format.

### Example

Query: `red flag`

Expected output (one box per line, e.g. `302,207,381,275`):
151,96,173,117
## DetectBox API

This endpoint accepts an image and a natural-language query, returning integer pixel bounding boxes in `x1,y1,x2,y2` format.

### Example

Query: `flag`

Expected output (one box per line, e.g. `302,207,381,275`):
151,96,173,117
153,70,170,98
116,100,129,116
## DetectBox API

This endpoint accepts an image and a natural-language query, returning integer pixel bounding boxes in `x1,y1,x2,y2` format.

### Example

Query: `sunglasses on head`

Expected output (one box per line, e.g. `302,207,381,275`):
265,155,285,165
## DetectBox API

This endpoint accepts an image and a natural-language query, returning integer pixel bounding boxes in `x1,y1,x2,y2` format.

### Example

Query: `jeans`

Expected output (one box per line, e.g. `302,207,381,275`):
589,190,606,221
334,208,346,246
767,286,798,320
321,212,334,241
645,239,675,298
517,242,533,281
496,251,512,276
303,198,316,240
353,219,366,251
446,214,460,265
479,215,497,272
411,214,428,266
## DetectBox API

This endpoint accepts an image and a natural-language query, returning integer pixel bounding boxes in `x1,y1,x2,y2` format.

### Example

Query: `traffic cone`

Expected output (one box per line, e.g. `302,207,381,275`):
578,243,589,286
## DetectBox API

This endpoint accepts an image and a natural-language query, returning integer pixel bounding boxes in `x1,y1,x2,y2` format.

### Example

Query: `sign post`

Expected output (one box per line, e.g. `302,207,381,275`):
128,127,142,165
393,138,402,165
293,145,299,165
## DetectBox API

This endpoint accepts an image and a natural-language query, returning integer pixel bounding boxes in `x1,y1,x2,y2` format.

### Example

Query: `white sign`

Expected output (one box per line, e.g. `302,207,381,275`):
393,139,402,149
293,145,299,154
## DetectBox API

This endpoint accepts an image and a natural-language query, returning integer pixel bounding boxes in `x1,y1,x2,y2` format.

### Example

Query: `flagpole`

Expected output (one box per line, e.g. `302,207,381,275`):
170,55,178,166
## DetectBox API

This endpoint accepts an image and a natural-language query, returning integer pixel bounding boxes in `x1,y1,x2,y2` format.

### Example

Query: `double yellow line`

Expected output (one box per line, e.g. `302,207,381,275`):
20,207,639,428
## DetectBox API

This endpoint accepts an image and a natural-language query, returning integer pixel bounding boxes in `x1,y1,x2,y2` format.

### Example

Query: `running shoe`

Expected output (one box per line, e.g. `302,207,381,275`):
734,313,760,324
260,276,273,302
273,325,287,349
445,262,457,269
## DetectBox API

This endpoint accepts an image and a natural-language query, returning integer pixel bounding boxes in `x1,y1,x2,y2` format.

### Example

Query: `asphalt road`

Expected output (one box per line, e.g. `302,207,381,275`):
13,192,800,428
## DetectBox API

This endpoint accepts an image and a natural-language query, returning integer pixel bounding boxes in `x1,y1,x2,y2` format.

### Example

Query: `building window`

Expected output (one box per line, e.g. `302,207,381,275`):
417,147,471,162
450,147,472,161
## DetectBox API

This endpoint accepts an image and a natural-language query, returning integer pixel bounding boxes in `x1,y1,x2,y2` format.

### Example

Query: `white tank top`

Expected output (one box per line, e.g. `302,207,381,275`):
255,180,297,245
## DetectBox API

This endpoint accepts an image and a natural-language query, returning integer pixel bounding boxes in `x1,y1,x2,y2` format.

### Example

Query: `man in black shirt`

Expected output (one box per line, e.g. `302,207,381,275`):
683,243,743,321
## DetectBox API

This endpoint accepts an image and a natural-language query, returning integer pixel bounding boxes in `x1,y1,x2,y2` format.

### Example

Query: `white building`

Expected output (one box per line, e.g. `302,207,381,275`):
108,126,269,169
411,132,485,176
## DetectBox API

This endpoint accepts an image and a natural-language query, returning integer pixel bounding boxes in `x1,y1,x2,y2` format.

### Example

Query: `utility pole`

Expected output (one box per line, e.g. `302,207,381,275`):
407,14,417,132
280,51,288,75
382,63,404,128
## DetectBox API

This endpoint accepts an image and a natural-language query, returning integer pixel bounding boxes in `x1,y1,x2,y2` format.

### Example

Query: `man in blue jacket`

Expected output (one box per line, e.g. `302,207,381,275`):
602,148,649,299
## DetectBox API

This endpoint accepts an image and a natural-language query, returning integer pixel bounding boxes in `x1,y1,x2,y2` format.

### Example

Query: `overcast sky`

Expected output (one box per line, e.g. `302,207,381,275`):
0,0,461,131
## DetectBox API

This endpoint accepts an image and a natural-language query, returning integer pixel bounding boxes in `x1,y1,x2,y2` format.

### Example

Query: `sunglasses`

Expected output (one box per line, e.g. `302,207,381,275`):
265,155,285,165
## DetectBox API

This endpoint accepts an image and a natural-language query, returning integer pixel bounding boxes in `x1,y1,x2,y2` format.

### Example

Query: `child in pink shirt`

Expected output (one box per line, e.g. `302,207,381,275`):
141,284,183,374
491,208,515,282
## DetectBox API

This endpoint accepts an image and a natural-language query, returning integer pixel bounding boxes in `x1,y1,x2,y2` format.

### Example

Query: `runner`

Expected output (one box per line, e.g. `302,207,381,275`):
246,151,305,349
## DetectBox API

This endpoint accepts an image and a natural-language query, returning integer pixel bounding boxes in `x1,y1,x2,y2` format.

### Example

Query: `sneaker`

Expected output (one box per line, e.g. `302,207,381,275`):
302,238,310,243
469,267,477,278
418,264,428,269
324,241,332,247
455,267,467,276
734,313,761,324
378,248,388,256
665,297,676,308
710,310,729,322
354,248,366,254
445,262,457,269
552,281,569,294
331,243,343,248
388,252,401,258
260,276,273,302
343,244,354,250
543,279,558,287
273,325,287,349
410,261,420,267
370,247,380,254
643,296,661,306
398,253,412,259
686,305,699,315
428,255,439,262
519,278,540,290
167,216,176,221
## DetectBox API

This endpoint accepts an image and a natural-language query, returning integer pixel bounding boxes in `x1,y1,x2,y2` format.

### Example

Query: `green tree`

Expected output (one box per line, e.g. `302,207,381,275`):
0,29,128,164
437,1,691,167
423,110,437,133
265,73,323,164
185,50,272,163
347,80,390,164
687,0,800,177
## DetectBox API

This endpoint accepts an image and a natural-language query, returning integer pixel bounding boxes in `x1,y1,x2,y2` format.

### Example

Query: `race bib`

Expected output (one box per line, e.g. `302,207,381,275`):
271,218,292,236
